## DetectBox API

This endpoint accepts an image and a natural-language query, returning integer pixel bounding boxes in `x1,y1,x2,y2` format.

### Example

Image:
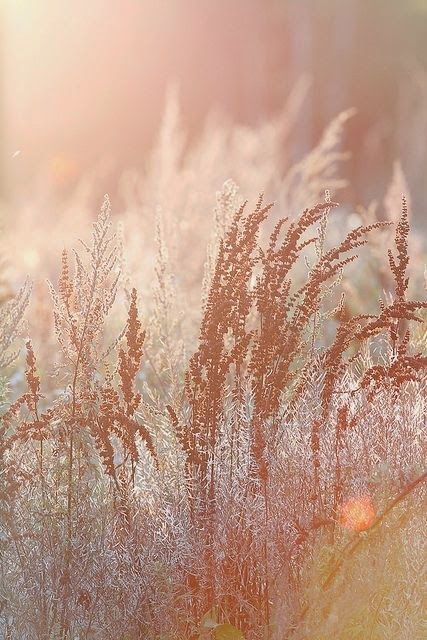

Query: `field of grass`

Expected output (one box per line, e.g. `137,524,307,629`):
0,102,426,639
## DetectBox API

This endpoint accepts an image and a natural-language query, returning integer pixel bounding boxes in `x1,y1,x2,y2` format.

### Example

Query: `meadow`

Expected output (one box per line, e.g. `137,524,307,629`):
0,96,426,639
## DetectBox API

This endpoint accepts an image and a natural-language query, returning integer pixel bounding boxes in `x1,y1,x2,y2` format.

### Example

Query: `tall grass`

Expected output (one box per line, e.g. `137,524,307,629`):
0,112,426,640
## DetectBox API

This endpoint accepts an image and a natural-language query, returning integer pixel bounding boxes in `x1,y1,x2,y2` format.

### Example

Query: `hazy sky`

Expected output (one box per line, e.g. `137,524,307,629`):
3,0,427,206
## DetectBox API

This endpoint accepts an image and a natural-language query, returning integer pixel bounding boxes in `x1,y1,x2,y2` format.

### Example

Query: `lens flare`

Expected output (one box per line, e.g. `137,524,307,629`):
340,495,376,532
48,153,79,188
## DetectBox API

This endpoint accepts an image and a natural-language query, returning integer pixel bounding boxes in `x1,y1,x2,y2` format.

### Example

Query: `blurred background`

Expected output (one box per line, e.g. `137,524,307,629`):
0,0,426,385
1,0,427,218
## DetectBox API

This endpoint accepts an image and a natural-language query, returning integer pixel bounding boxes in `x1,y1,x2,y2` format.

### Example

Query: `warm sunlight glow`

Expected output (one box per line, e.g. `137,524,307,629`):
340,496,376,532
22,248,40,270
48,153,79,188
1,2,425,636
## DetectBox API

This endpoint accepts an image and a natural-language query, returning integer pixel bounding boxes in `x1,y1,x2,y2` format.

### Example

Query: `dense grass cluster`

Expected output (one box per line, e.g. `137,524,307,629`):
0,104,426,640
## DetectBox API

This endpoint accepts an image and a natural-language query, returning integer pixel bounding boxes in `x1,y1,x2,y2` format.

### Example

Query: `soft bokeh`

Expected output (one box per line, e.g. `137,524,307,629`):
1,5,426,637
2,0,427,214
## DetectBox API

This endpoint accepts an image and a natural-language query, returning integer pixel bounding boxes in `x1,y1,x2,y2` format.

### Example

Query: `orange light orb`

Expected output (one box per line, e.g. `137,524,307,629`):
340,495,376,532
48,153,79,188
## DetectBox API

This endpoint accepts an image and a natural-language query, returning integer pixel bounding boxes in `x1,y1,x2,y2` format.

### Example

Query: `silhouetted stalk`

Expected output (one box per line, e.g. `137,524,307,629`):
262,476,271,639
60,244,102,639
